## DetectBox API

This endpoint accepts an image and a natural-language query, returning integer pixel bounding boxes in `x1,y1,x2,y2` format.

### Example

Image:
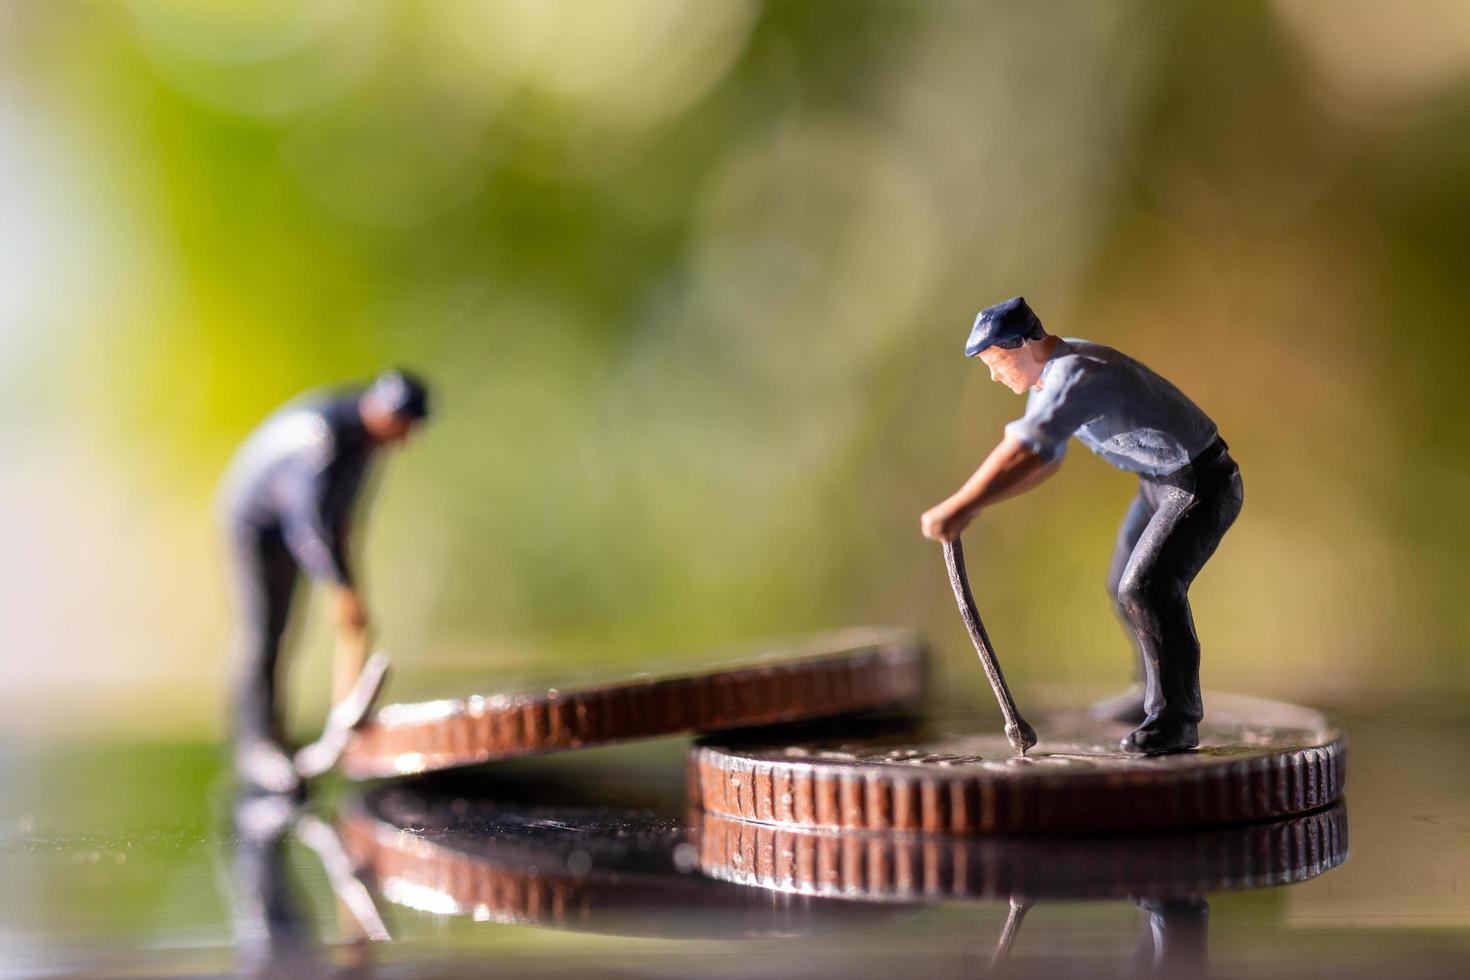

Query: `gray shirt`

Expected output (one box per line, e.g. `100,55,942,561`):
1003,338,1218,477
218,393,375,584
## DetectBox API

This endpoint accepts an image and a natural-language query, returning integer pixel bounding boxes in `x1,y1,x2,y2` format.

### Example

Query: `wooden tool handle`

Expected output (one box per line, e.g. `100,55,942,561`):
334,630,371,705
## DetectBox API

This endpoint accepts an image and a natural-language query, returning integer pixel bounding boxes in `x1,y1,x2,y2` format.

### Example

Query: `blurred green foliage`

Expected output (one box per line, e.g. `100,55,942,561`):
1,0,1468,738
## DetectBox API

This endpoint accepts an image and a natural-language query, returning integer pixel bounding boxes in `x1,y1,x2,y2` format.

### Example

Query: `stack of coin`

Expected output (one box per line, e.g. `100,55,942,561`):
344,633,1346,838
325,632,1349,964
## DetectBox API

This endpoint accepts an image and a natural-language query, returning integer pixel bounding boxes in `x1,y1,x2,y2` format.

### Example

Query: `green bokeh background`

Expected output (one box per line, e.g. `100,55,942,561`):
6,3,1470,973
2,0,1469,740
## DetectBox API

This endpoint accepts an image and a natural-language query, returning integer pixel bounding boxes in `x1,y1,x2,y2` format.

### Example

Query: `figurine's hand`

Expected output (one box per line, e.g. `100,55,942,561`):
920,503,974,542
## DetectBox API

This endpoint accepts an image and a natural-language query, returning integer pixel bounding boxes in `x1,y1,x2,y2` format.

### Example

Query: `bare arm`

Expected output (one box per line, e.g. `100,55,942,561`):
920,432,1061,541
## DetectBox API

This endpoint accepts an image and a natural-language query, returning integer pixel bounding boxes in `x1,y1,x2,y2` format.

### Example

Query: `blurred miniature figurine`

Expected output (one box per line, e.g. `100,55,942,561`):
220,370,430,793
920,298,1242,755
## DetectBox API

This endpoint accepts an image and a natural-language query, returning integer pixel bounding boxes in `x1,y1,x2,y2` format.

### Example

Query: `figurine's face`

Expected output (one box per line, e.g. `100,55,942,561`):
374,415,420,446
978,341,1047,394
361,399,423,446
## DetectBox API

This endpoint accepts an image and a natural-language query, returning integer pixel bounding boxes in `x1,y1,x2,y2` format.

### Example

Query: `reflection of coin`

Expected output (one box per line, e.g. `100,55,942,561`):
339,785,900,939
696,803,1348,902
343,628,927,779
690,693,1346,834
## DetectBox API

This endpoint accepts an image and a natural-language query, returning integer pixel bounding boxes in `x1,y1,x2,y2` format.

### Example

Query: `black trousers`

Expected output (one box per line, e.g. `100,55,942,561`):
227,523,300,746
1105,438,1243,724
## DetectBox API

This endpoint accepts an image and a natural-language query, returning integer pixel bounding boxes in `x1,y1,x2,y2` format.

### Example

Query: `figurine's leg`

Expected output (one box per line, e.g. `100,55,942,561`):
1116,464,1242,754
228,524,302,793
1134,896,1209,977
232,792,314,974
1091,491,1156,723
1115,486,1201,753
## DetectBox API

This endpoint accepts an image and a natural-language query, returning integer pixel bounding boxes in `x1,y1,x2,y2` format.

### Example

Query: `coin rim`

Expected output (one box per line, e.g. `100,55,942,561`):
341,627,929,780
689,696,1348,834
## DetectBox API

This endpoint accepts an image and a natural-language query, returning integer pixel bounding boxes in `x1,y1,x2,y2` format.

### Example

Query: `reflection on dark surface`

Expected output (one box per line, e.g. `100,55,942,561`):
228,791,387,978
979,896,1208,976
230,793,314,977
343,780,899,939
1133,897,1209,978
217,722,1355,978
15,703,1470,978
697,804,1348,901
990,898,1032,970
325,753,1346,977
700,803,1345,976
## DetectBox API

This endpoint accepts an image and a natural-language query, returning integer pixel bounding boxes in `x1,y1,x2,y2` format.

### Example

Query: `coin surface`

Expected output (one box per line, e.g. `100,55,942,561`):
690,693,1346,834
341,628,928,779
696,804,1348,902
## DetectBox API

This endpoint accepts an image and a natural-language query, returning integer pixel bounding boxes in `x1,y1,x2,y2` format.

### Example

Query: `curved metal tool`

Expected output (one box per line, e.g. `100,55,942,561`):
942,538,1037,755
989,897,1034,972
294,652,391,779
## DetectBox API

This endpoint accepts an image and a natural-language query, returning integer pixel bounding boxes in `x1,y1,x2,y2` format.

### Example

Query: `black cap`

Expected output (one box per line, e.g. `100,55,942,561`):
965,297,1045,356
367,369,430,421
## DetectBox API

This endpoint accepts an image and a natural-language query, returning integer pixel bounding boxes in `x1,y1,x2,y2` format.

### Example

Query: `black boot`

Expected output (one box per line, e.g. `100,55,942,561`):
1120,714,1198,755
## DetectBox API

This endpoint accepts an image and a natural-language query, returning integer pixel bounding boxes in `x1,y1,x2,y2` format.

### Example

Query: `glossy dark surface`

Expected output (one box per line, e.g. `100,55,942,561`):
3,700,1470,978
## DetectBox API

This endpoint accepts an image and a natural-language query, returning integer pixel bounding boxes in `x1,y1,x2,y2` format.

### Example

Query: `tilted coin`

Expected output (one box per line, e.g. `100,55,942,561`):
343,627,927,779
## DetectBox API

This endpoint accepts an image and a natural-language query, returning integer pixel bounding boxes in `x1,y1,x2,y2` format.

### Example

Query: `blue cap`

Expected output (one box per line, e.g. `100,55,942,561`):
965,297,1044,356
369,369,431,420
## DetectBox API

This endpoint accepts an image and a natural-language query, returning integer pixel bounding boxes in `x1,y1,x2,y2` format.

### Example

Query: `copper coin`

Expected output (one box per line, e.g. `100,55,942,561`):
339,784,900,939
696,803,1348,902
342,627,928,780
690,693,1346,834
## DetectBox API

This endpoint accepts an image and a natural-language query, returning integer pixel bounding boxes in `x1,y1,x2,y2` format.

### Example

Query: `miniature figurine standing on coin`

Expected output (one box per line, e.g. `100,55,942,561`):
921,298,1242,755
219,370,430,793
